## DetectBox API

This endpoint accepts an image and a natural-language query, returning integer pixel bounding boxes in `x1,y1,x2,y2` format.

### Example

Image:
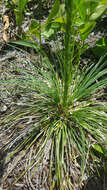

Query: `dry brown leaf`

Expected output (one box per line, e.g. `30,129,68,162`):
2,15,10,42
3,15,9,30
2,30,9,42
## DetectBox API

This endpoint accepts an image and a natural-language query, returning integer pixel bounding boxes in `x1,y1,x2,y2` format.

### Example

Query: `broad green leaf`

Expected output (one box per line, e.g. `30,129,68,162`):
90,4,107,20
30,20,40,30
53,17,65,24
28,20,40,39
79,21,96,40
46,0,60,26
92,144,104,154
75,18,84,27
12,0,17,3
51,22,61,29
78,2,88,21
10,40,40,52
10,40,48,58
42,28,55,38
92,38,107,57
74,0,98,21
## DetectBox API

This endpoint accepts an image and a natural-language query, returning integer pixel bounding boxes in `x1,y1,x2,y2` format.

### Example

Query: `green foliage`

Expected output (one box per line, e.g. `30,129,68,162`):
50,0,107,40
5,0,107,40
92,37,107,57
1,48,107,189
28,0,107,40
46,0,60,26
92,144,107,157
5,0,29,32
92,141,107,174
1,0,107,189
15,0,28,27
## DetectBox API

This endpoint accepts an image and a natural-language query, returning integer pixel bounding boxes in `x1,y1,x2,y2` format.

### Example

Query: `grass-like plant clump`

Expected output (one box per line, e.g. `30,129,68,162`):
0,0,107,189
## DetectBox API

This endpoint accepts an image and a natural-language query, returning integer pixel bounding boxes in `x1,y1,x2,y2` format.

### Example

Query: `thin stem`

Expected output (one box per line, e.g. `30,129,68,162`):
63,0,72,107
38,0,42,62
